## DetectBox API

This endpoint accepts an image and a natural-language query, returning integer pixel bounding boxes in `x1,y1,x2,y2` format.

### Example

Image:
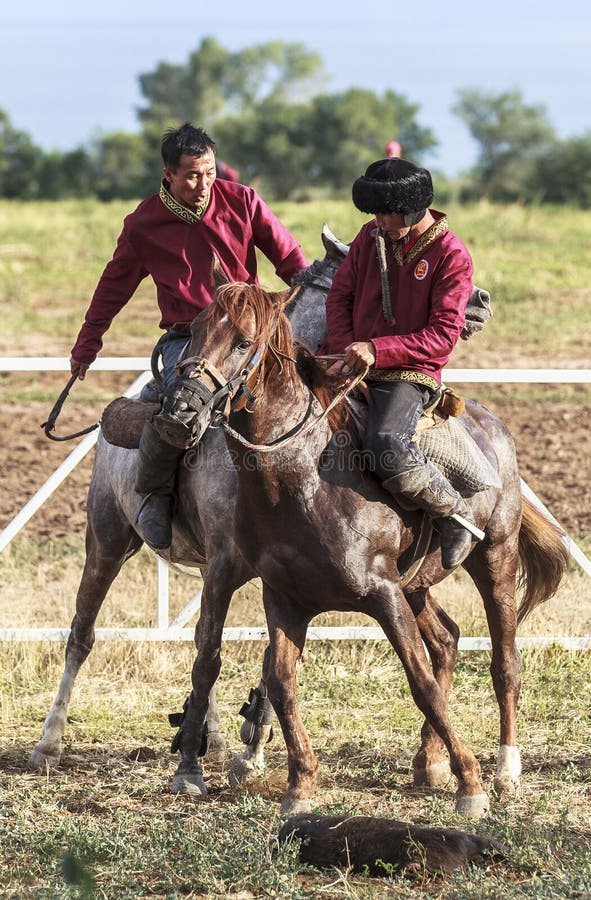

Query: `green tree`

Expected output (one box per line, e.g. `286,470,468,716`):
307,88,436,190
214,88,437,199
0,110,42,198
37,148,94,199
453,88,555,201
91,132,152,200
138,36,323,130
526,134,591,207
214,99,313,199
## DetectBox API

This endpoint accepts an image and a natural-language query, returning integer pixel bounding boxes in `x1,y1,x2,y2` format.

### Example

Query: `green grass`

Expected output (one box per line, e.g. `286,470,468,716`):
1,198,590,367
1,643,591,897
1,198,591,896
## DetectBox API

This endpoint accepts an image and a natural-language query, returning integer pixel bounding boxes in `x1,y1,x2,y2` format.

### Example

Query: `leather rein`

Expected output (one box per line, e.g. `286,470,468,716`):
220,358,368,453
41,372,100,442
171,330,368,453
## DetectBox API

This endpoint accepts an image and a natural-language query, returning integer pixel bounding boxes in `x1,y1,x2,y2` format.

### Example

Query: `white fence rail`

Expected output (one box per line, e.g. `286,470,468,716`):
1,357,590,649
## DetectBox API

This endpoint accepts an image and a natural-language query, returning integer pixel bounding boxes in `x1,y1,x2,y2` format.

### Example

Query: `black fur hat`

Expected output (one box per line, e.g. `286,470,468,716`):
352,158,433,215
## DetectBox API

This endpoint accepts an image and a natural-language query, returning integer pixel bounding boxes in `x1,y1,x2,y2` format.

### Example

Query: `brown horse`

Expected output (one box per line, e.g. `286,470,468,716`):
28,229,348,788
166,278,568,818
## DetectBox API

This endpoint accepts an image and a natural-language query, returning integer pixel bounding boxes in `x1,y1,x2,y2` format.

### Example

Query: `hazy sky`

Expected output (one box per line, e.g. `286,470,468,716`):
2,0,589,176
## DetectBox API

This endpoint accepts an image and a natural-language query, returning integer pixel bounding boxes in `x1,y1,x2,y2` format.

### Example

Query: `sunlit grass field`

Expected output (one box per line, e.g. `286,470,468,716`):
1,197,591,367
1,199,590,897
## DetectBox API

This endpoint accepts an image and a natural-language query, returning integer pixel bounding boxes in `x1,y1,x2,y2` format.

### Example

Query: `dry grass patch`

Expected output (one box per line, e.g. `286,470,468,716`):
1,641,590,897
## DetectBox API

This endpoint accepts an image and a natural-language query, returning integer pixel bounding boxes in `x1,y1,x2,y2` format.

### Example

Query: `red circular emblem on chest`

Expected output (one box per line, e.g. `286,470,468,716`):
414,259,429,280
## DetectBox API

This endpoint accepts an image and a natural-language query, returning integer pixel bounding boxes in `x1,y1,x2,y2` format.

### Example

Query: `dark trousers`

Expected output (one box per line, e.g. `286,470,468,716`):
363,380,436,482
136,330,190,494
140,329,190,402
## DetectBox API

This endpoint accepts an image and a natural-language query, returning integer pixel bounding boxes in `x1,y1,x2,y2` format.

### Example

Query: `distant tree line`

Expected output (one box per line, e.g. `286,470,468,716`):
1,37,591,206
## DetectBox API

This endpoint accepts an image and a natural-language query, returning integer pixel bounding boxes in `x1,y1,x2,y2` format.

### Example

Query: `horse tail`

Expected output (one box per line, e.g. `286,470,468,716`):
517,496,569,625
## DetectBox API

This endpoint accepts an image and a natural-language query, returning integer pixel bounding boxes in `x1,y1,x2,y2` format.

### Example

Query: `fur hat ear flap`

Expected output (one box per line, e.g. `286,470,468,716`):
352,158,433,215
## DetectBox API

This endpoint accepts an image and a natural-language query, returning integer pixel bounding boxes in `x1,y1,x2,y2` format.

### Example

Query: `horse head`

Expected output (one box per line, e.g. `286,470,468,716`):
151,230,349,450
153,280,298,448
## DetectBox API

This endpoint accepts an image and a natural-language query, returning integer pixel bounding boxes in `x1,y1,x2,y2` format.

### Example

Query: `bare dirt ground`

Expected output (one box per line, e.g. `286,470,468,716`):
1,376,589,542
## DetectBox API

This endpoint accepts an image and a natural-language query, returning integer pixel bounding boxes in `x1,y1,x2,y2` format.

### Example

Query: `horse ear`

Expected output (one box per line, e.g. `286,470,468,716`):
211,254,229,289
321,223,349,259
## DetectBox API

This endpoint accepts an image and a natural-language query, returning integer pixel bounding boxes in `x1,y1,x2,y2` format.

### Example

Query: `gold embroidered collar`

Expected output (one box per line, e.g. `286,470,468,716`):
159,180,210,223
390,215,449,266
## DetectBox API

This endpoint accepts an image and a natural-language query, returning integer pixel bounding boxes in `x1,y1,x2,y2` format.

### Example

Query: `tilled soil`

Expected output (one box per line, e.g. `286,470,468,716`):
1,382,589,542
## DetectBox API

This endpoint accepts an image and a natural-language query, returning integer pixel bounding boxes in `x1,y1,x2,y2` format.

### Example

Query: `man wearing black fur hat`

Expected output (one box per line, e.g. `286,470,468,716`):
324,158,476,568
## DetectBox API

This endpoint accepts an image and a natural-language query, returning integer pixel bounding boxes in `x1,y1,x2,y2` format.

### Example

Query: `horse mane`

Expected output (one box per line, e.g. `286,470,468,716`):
205,282,352,433
296,345,352,433
204,281,293,349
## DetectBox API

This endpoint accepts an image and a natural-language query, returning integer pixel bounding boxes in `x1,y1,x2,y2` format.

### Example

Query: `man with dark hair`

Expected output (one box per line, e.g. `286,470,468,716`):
324,157,477,569
70,122,307,550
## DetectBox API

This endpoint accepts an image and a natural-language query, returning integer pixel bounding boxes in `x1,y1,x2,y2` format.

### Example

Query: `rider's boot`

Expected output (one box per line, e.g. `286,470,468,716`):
383,463,478,569
135,422,184,550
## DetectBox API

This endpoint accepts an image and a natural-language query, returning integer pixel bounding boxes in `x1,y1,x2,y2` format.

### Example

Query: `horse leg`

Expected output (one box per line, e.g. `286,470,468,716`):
171,556,244,796
229,644,274,786
367,583,489,818
263,588,317,816
405,588,458,788
30,518,142,771
464,534,522,795
202,685,226,762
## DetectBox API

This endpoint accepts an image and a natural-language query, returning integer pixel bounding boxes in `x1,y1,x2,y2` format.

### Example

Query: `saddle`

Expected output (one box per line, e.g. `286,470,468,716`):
100,386,500,494
347,385,501,494
100,396,159,449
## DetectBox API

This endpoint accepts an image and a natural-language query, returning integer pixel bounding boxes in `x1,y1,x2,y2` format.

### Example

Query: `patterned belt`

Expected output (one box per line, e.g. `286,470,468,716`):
366,369,440,392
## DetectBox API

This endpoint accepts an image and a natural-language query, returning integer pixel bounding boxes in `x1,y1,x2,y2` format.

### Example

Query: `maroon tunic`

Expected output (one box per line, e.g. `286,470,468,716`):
324,211,473,384
71,179,307,365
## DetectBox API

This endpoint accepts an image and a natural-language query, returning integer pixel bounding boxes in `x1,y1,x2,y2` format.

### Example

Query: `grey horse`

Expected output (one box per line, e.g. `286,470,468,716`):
29,226,348,784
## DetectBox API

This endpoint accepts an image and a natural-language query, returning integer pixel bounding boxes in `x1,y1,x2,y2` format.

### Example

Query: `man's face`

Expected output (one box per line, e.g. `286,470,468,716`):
165,150,217,208
375,212,412,242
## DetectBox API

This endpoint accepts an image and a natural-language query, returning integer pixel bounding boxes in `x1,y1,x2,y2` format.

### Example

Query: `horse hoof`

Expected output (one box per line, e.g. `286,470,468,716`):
413,759,452,789
494,772,520,795
494,745,521,796
228,752,265,786
171,772,208,796
280,797,313,817
29,745,61,773
455,792,490,819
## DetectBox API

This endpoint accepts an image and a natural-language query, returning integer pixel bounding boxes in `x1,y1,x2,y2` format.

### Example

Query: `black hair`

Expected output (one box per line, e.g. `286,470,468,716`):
160,123,217,170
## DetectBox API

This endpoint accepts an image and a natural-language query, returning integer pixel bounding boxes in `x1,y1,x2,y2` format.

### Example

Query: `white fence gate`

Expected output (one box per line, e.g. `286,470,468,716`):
1,357,590,650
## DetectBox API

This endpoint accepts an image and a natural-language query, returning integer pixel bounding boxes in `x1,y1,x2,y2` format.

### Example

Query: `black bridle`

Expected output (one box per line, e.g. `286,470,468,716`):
152,343,268,449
